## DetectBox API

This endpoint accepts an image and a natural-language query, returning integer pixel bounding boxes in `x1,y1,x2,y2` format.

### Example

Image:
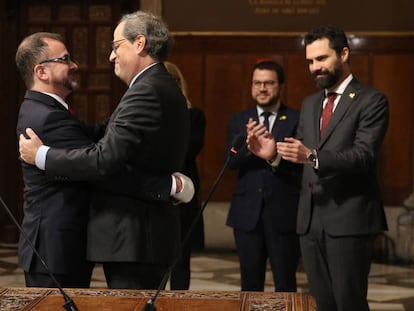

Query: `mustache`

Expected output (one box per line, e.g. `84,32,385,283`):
311,69,329,78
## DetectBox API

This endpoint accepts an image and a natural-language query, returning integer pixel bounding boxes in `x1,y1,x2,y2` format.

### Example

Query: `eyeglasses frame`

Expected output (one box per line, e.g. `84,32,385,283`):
39,54,72,65
111,38,127,53
252,80,278,89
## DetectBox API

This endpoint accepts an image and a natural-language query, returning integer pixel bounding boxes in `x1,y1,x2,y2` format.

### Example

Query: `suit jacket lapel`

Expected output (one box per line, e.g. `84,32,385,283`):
25,90,68,113
319,79,360,146
313,92,325,145
271,104,287,141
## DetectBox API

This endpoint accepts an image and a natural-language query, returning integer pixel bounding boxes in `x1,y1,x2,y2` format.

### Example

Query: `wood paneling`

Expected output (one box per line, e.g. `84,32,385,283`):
372,54,414,203
169,35,414,205
0,0,137,242
1,3,413,241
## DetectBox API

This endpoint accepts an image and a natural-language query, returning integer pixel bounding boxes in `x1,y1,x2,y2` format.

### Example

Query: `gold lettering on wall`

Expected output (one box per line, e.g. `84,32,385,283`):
249,0,327,16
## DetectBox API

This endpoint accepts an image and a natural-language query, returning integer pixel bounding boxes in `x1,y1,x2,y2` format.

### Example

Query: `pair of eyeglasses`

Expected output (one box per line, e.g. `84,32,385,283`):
252,80,277,88
111,38,127,53
39,54,72,65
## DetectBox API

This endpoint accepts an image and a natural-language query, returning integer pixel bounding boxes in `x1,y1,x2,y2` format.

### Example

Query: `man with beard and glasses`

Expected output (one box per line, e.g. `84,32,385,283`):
245,26,389,311
15,31,193,288
225,60,302,292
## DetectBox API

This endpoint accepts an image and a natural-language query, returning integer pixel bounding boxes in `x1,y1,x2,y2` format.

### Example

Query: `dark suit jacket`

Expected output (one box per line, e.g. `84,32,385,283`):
16,90,102,274
44,63,190,265
296,77,389,236
226,104,302,233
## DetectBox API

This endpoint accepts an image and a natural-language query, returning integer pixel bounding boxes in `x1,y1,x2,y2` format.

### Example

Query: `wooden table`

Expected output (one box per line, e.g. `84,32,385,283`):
0,287,316,311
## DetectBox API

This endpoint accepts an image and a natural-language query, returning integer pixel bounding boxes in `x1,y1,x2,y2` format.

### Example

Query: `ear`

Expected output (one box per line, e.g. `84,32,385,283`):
33,64,49,82
341,47,350,63
136,35,146,53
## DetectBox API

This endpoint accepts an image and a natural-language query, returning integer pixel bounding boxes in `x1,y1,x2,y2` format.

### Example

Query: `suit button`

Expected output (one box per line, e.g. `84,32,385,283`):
258,188,263,193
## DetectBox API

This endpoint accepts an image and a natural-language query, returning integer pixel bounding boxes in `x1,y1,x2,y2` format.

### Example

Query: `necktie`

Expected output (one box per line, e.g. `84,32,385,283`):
68,107,74,115
261,111,272,131
320,92,337,138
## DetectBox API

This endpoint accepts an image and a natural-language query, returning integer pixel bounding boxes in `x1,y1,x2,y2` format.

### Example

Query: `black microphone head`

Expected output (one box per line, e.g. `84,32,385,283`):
230,134,245,154
142,300,157,311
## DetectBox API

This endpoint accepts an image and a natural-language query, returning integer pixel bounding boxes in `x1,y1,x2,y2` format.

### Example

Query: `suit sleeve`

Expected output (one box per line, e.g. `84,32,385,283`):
45,83,162,180
226,113,250,170
318,90,389,176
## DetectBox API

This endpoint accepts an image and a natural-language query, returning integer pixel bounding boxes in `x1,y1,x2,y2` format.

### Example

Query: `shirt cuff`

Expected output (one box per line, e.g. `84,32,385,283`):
170,175,177,196
171,172,194,203
35,145,50,170
267,154,282,168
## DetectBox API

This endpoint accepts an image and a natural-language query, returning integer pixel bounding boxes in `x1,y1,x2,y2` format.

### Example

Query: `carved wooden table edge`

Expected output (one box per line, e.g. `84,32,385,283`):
0,287,316,311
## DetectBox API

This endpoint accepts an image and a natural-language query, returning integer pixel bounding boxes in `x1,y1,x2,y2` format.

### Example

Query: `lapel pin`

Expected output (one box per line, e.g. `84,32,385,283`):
349,92,355,99
279,115,287,120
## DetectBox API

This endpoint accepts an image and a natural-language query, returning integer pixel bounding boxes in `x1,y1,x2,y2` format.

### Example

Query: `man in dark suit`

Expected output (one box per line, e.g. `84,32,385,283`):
226,61,301,292
18,11,191,290
246,26,389,311
15,32,99,288
15,31,192,288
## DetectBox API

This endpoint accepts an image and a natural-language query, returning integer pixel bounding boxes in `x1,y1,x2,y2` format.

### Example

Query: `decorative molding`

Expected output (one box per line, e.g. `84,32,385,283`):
171,31,414,37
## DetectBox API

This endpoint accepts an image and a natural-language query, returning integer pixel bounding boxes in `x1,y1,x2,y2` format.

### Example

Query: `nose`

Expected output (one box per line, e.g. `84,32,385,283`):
70,61,79,70
109,50,116,62
310,61,322,72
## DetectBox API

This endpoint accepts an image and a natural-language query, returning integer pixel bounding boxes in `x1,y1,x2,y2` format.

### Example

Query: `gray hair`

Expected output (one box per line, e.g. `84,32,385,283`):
120,11,173,62
15,32,63,88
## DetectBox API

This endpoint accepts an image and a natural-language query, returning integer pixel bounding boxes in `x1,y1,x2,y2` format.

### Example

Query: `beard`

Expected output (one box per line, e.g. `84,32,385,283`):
62,76,78,92
311,60,343,89
254,92,278,108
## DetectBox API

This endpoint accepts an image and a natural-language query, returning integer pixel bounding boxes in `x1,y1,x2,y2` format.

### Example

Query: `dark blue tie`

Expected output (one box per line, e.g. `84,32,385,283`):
261,111,272,131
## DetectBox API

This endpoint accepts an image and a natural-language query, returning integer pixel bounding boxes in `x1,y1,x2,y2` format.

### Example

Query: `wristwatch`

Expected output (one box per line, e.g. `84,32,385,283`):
306,149,317,168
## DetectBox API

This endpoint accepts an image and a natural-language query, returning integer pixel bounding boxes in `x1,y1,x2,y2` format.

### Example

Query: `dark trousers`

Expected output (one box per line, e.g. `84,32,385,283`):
234,215,300,292
25,265,93,288
102,262,167,289
170,242,191,290
300,207,376,311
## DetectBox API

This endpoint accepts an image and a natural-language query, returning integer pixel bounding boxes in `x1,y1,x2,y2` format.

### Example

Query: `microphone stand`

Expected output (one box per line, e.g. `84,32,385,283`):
0,195,79,311
141,137,244,311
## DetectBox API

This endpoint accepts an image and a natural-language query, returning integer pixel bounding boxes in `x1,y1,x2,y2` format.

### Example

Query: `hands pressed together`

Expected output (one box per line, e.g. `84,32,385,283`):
245,118,310,164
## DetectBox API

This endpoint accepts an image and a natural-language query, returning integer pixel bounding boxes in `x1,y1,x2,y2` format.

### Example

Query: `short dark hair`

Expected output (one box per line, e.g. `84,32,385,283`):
253,61,285,85
15,32,63,88
304,25,349,56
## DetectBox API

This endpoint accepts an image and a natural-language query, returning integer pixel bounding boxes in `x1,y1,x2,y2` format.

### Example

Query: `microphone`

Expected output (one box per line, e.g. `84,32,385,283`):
0,195,79,311
141,134,245,311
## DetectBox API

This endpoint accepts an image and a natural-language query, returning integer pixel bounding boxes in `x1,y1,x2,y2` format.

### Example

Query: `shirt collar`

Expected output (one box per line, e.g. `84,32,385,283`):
325,74,353,97
325,73,353,96
129,62,159,88
42,92,69,110
256,100,281,117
